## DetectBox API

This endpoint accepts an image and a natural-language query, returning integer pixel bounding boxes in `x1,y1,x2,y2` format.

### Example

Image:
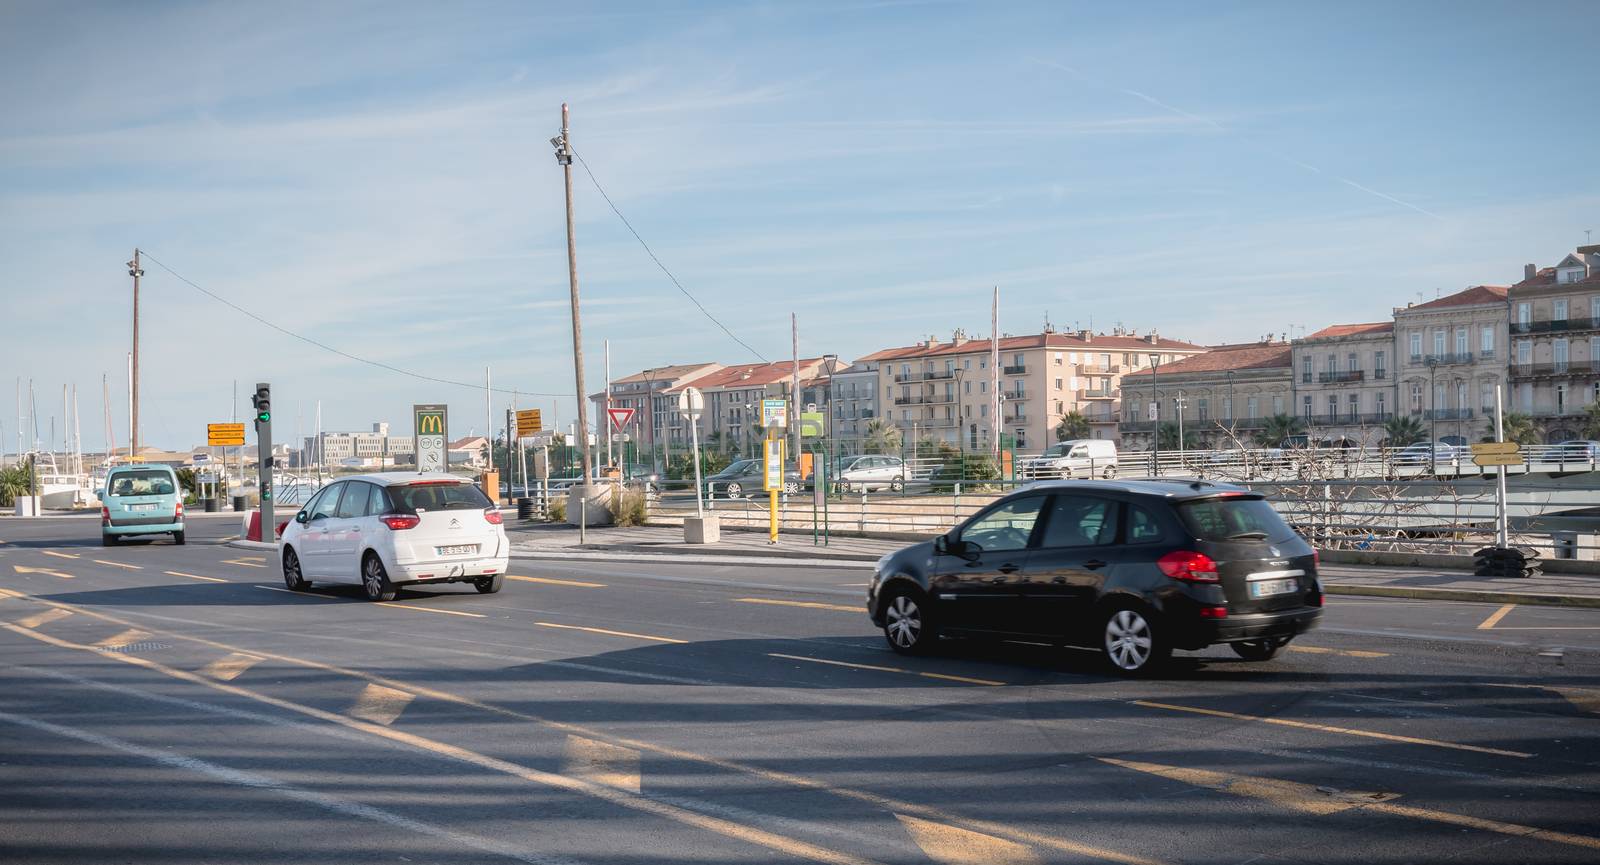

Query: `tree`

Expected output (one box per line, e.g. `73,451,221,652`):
863,419,902,455
1500,411,1541,446
1157,422,1199,450
1255,414,1306,447
1055,411,1091,442
1580,402,1600,440
1382,415,1427,447
0,464,29,507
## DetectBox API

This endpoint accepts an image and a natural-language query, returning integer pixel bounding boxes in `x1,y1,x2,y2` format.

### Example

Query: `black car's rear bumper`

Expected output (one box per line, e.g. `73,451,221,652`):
1175,606,1322,649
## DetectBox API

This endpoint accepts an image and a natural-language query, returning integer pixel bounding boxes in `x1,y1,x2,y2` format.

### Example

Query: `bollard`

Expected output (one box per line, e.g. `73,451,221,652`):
233,495,247,512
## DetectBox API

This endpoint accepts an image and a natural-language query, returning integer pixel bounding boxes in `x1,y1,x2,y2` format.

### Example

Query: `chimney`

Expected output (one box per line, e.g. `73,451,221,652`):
1144,332,1158,344
1524,263,1537,281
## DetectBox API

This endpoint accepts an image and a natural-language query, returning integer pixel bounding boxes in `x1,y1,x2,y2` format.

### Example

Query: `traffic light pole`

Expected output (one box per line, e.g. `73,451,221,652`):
253,382,273,541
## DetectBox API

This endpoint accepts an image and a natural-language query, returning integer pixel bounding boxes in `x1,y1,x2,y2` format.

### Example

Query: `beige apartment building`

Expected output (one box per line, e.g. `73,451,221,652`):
1392,284,1509,444
1119,341,1294,448
1507,245,1600,439
861,328,1205,452
1291,322,1396,446
659,359,829,457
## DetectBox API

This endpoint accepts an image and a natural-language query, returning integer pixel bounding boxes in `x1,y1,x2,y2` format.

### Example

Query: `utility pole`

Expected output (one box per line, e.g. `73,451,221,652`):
605,339,613,469
127,250,143,457
990,287,1001,458
791,313,801,469
554,103,592,484
485,366,493,474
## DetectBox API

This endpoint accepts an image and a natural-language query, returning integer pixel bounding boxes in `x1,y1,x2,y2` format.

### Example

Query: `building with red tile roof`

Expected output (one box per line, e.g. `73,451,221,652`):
1507,245,1600,438
1119,341,1294,448
1393,284,1511,444
1290,322,1398,446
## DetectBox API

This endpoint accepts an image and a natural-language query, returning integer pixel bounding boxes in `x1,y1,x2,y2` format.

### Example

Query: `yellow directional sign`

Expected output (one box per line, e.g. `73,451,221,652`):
207,423,247,446
1471,441,1520,455
1473,453,1525,467
515,408,543,438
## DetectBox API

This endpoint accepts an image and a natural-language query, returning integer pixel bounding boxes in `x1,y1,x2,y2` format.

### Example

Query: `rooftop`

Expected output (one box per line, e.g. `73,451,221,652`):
1303,322,1393,340
1123,341,1292,377
663,359,828,392
857,330,1205,363
1399,285,1508,312
609,362,721,386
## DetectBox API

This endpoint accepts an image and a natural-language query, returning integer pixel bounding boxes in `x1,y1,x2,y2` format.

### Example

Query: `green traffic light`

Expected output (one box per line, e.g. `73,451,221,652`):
257,411,270,423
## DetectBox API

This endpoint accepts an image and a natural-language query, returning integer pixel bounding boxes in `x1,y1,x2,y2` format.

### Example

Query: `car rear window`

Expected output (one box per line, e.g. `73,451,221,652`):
108,470,175,496
386,482,492,514
1177,497,1296,543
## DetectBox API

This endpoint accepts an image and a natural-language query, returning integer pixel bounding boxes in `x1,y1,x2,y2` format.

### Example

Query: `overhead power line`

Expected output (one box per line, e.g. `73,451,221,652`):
571,150,769,363
138,250,567,398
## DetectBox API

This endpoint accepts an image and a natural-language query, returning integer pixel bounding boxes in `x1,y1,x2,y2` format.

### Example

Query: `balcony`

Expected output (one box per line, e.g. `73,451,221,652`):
1317,370,1365,384
1420,408,1474,420
1310,412,1394,427
1003,365,1027,375
908,417,957,429
1004,391,1029,401
1077,388,1119,400
1410,352,1475,366
1512,317,1599,335
1509,360,1598,379
1374,369,1387,380
893,370,955,383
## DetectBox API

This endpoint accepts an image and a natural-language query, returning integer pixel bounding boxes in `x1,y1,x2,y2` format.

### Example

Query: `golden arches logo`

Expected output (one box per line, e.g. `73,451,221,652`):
418,414,444,434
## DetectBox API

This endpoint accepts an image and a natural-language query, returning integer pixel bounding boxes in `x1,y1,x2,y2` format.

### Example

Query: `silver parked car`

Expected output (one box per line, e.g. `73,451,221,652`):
836,455,906,492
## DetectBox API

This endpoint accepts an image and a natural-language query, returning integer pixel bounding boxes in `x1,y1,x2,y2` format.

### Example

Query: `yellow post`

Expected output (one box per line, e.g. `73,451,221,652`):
764,432,783,545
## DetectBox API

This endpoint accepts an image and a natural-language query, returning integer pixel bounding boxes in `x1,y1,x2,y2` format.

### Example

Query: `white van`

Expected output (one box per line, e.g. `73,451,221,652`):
1024,439,1117,479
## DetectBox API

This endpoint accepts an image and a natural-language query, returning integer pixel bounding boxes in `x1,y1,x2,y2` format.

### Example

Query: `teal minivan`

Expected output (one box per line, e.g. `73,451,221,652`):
100,464,185,545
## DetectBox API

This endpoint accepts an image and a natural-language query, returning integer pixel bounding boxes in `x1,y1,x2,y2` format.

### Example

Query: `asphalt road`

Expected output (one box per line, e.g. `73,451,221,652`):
2,515,1598,865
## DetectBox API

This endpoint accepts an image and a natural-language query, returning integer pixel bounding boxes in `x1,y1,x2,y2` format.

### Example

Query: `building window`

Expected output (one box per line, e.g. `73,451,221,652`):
1246,396,1258,419
1222,397,1232,421
1326,395,1337,420
1480,381,1493,414
1347,351,1358,372
1054,378,1064,390
964,381,971,394
980,405,988,417
1555,299,1569,321
1592,339,1600,364
1197,398,1209,421
1433,383,1445,415
1100,353,1111,368
1592,296,1600,322
1557,383,1568,415
1409,332,1422,360
1375,350,1387,379
1555,338,1570,372
1272,396,1283,416
1517,303,1531,326
1564,271,1582,284
1456,382,1467,412
1454,327,1468,358
1348,393,1359,422
1301,355,1312,384
1303,395,1313,419
1480,326,1494,356
1433,328,1446,358
1376,391,1386,418
1517,340,1532,367
1410,383,1423,413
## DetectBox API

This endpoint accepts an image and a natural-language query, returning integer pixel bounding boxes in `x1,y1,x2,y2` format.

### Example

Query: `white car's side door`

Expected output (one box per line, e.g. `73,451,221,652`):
298,482,343,578
324,481,374,584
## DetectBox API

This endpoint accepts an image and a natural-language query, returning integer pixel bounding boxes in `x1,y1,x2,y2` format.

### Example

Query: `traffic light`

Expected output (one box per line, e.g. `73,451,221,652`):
251,385,271,426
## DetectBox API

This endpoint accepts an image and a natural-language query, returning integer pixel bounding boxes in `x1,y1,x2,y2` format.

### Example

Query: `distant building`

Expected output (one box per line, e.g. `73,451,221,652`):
1291,322,1396,446
589,362,723,462
662,359,830,457
1120,340,1294,448
300,423,414,468
1508,245,1600,439
1393,284,1510,444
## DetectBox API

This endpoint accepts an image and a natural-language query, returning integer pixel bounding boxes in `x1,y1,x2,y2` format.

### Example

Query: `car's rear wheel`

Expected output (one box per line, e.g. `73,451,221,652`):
725,482,743,498
783,480,800,494
475,573,504,594
882,589,937,655
101,534,116,547
1102,605,1169,675
890,477,905,492
1231,638,1290,661
1102,465,1117,479
361,554,397,602
282,547,312,592
173,531,186,545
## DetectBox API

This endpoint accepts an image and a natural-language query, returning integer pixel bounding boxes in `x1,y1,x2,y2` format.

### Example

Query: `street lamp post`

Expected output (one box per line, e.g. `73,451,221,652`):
954,367,966,474
1226,370,1236,436
1148,353,1161,477
1426,358,1439,447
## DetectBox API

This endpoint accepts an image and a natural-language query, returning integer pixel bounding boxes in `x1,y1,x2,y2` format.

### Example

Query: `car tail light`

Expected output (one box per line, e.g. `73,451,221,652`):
1313,548,1320,568
175,501,184,519
275,521,289,539
484,508,503,525
1198,605,1228,619
379,514,421,530
1157,550,1220,583
101,506,110,527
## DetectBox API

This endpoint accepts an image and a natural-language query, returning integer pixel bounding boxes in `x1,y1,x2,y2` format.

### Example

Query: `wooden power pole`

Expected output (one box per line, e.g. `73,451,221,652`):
127,250,143,457
556,104,592,483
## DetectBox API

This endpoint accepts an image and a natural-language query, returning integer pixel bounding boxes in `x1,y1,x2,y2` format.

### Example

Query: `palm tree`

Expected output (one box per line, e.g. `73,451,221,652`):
1055,411,1091,442
1254,414,1305,447
1382,415,1427,447
1500,411,1541,446
1157,422,1198,450
1580,402,1600,440
863,418,902,455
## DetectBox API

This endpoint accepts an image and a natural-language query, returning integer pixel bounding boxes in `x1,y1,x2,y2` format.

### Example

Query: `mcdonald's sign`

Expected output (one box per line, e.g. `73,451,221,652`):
413,404,449,472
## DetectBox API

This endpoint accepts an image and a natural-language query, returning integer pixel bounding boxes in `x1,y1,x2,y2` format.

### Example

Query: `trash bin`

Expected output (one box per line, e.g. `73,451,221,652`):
233,495,247,512
517,497,537,521
203,498,219,513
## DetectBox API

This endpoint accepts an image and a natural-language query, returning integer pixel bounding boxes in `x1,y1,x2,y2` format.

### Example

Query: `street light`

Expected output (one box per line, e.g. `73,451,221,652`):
1426,357,1439,448
1148,353,1162,477
1226,370,1236,436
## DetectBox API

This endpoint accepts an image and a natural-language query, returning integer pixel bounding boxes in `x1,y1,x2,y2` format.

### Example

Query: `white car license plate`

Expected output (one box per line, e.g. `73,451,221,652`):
130,503,157,512
437,544,478,556
1249,578,1299,598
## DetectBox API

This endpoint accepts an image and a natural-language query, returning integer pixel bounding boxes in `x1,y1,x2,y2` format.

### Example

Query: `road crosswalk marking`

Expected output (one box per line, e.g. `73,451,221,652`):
348,683,416,726
199,653,263,682
17,608,72,629
41,551,79,560
95,629,150,650
564,735,641,793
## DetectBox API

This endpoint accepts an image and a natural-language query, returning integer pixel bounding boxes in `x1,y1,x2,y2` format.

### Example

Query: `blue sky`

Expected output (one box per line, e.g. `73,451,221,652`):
2,0,1595,452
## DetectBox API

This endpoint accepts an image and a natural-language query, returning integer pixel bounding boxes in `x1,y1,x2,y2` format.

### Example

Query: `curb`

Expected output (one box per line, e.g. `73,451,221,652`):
227,539,279,552
1322,583,1600,609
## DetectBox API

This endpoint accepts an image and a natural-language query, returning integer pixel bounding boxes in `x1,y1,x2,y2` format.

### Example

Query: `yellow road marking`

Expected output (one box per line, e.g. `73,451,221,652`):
506,575,607,588
734,597,861,613
0,621,883,865
1132,700,1532,758
199,652,262,682
222,558,267,568
92,559,143,570
0,587,1164,865
238,555,266,561
41,551,79,560
255,585,338,600
1477,603,1516,630
535,621,686,644
1491,626,1600,631
896,813,1040,865
348,683,416,726
1286,645,1389,659
13,565,73,579
95,629,150,649
1100,757,1600,851
18,608,73,629
375,602,486,619
1484,683,1600,717
769,653,1004,687
564,734,641,793
166,570,227,583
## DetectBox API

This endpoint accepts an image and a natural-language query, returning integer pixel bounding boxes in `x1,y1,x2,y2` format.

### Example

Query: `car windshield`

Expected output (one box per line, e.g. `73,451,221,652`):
722,459,757,474
108,470,175,496
1176,496,1296,543
386,481,492,513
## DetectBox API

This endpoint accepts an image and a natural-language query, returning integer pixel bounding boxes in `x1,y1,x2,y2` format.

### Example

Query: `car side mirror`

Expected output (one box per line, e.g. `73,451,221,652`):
295,511,309,524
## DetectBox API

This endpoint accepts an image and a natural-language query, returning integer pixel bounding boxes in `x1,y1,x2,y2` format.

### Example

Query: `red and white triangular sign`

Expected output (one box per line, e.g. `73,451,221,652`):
606,407,636,431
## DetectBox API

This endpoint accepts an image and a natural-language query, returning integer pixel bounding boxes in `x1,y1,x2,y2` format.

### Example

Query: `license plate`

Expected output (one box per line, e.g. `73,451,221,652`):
1249,578,1299,598
130,503,157,512
437,544,478,556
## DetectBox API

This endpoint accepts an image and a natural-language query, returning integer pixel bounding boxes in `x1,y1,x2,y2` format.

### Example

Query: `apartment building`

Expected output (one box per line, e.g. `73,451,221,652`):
1392,284,1509,443
661,359,829,456
862,328,1205,452
1119,341,1294,448
590,362,722,457
1291,322,1396,445
300,422,415,467
827,361,880,449
1507,245,1600,439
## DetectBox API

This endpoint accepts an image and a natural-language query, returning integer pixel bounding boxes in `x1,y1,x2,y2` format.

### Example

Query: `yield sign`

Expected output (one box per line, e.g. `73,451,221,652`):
606,407,636,432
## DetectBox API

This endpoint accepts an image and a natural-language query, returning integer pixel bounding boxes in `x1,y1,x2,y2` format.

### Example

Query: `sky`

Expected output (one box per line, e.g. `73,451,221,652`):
1,0,1595,453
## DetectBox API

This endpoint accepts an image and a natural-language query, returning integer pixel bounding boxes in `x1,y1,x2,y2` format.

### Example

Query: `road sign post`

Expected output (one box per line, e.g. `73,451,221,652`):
414,404,448,473
250,383,272,541
207,423,246,447
678,387,706,519
515,408,543,439
764,435,784,545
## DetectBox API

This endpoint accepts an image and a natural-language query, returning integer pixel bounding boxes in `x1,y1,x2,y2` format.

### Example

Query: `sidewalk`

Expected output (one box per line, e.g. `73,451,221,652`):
505,522,1600,608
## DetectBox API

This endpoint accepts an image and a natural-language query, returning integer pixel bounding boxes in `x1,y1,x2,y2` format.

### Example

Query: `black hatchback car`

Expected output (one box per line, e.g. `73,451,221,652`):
866,480,1323,674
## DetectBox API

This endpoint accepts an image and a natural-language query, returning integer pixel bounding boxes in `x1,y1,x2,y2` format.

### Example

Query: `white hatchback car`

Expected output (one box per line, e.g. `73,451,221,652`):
279,473,509,601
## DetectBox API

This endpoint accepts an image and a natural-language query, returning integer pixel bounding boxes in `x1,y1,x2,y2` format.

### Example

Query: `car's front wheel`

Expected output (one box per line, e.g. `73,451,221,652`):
361,554,397,602
783,480,800,494
725,482,743,498
1231,638,1289,661
1102,465,1117,479
1102,605,1169,675
882,589,937,655
282,547,312,592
